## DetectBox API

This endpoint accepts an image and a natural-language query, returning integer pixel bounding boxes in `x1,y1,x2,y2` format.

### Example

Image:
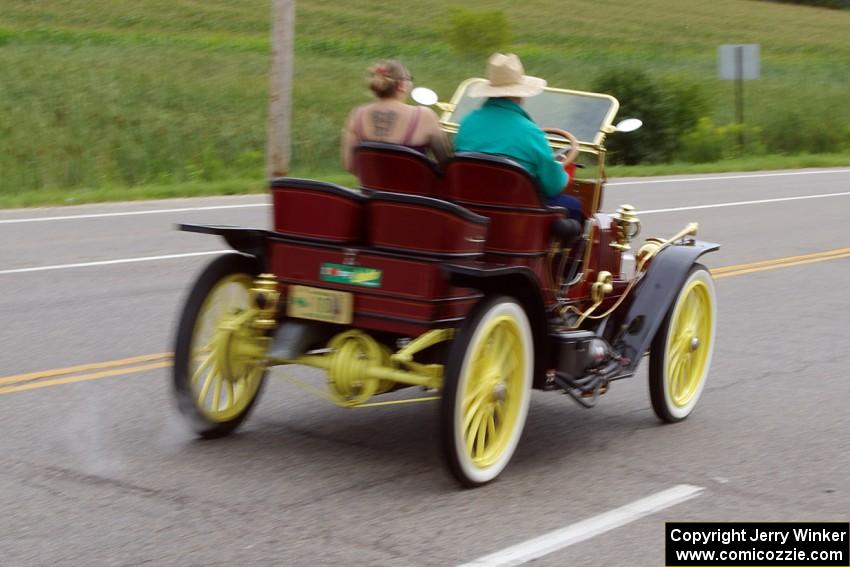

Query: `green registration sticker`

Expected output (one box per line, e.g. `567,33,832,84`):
320,263,382,288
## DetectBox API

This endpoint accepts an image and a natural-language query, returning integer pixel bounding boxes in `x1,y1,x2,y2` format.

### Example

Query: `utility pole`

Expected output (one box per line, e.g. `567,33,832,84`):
266,0,295,178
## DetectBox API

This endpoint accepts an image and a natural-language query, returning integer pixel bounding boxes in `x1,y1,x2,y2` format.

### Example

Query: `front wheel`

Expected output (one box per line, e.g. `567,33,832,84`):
441,296,534,487
173,253,268,438
649,264,716,422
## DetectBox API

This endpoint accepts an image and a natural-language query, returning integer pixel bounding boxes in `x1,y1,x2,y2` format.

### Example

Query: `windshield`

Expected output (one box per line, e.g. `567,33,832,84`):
442,79,619,146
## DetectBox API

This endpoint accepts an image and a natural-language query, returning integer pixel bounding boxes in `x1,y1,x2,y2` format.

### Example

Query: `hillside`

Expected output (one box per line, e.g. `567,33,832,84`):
1,0,849,201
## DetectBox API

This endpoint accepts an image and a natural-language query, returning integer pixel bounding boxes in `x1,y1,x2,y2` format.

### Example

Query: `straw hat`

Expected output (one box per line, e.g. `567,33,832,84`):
467,53,547,98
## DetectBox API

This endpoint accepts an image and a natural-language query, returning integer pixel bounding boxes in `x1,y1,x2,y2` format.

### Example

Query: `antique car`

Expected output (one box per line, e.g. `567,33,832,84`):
172,79,718,487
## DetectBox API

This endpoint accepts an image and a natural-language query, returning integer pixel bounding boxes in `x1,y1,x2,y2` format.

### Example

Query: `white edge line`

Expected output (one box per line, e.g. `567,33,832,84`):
0,250,230,275
608,168,850,186
5,190,849,275
2,190,846,226
0,203,269,225
1,168,848,224
457,484,704,567
638,191,850,215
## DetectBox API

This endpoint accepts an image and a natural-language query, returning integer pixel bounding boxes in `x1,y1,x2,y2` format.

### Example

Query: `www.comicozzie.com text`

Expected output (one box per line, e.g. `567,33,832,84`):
670,527,848,546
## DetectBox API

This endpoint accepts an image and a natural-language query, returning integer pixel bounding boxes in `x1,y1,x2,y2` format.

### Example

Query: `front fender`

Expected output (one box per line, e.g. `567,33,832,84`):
611,240,719,371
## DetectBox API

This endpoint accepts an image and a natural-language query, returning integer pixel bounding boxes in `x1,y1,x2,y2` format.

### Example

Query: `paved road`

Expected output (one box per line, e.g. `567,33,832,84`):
1,168,848,566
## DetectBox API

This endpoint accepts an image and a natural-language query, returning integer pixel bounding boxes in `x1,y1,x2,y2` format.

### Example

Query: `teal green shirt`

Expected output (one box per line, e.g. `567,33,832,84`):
454,98,568,197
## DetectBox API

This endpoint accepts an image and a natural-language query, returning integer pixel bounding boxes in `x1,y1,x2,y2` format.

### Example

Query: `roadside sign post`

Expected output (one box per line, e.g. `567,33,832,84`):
718,44,760,154
735,46,744,129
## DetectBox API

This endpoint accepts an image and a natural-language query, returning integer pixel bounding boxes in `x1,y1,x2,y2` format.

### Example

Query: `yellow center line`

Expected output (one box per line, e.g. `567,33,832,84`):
0,360,173,396
0,352,173,386
712,247,850,279
1,246,848,396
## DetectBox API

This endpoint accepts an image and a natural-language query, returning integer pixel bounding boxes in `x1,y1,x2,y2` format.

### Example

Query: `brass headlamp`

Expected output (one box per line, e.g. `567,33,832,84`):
611,204,641,251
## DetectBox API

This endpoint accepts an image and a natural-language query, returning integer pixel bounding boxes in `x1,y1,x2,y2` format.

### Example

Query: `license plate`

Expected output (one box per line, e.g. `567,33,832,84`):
287,285,353,324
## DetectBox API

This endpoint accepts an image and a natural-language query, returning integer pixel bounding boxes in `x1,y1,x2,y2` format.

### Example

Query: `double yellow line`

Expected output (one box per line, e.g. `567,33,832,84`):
0,352,172,395
712,246,850,279
1,246,849,396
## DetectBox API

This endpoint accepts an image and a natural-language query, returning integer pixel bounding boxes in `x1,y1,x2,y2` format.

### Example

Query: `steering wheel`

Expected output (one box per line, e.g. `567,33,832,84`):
542,128,579,166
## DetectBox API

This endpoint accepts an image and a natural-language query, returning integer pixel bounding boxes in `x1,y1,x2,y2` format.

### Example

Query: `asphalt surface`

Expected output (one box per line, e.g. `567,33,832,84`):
1,168,849,566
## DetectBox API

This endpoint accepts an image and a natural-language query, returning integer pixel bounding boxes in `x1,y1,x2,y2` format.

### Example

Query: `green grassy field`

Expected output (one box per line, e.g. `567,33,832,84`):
2,0,849,206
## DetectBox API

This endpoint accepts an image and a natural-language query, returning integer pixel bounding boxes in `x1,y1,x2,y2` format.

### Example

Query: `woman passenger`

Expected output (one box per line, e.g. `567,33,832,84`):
341,60,450,173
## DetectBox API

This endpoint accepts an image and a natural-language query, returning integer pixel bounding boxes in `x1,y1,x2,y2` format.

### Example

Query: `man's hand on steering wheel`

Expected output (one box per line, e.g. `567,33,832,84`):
543,128,579,166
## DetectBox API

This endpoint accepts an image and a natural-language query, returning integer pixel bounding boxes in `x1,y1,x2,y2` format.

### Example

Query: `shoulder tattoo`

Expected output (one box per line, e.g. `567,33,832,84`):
371,110,397,137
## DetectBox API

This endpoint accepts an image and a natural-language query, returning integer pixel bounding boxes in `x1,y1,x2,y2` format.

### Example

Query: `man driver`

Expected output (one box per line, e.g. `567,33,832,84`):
454,53,582,220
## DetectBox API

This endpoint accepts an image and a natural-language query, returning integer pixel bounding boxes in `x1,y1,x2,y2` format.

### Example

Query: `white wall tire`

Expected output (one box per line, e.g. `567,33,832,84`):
441,296,534,487
649,265,716,422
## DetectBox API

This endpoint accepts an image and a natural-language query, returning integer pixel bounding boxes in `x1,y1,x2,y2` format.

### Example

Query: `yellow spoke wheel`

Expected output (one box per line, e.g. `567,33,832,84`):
441,296,533,487
649,265,716,422
173,254,268,438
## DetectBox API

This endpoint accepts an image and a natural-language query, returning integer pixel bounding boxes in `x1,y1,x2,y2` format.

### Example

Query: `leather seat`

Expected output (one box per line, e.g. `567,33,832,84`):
269,177,367,243
367,191,488,257
353,142,442,197
443,153,581,254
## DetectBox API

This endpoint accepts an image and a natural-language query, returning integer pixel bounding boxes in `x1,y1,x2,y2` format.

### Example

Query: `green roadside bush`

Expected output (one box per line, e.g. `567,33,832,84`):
761,113,847,155
676,118,765,162
445,8,511,57
672,114,849,162
592,69,707,165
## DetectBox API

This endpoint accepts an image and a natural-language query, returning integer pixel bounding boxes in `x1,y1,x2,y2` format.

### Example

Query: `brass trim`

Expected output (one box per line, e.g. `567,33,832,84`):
611,204,641,252
565,222,701,329
251,273,281,331
590,271,614,303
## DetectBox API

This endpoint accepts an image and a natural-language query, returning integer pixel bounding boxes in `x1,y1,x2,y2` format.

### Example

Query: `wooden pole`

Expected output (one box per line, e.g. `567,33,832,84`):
266,0,295,178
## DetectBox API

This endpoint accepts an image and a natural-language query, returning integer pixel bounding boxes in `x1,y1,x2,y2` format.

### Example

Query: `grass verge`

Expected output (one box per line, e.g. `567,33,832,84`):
605,153,850,178
2,0,849,204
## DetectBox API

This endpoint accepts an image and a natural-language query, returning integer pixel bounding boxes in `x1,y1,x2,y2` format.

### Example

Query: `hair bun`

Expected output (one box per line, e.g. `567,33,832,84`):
367,60,409,98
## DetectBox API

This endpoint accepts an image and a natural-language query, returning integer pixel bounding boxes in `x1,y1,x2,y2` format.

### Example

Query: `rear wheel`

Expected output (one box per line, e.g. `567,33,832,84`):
173,254,268,438
649,264,716,422
441,296,533,487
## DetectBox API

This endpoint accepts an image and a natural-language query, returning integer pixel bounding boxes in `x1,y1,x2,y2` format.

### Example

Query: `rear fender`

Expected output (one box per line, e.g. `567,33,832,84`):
178,224,338,360
442,263,550,388
178,224,273,269
611,240,719,371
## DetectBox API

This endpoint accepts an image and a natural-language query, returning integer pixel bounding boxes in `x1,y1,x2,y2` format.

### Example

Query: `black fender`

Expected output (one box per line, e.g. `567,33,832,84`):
442,262,550,389
179,224,343,360
178,224,274,270
611,240,719,371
